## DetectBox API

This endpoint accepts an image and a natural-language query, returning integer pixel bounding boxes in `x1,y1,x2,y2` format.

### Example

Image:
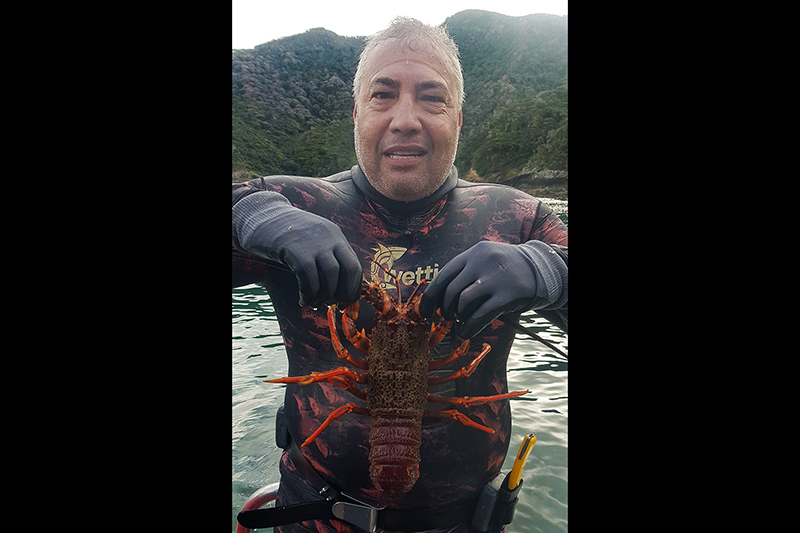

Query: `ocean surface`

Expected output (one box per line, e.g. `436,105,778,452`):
233,198,568,532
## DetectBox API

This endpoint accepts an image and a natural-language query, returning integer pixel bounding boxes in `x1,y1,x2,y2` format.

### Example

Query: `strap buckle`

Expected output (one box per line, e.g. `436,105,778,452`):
332,501,381,532
335,492,385,532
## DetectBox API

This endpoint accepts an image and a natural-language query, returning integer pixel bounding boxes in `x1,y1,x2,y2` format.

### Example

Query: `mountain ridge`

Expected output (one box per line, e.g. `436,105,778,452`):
232,11,567,199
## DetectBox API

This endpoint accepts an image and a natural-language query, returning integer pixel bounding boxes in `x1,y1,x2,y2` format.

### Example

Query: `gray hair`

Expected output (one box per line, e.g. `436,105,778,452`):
352,17,465,108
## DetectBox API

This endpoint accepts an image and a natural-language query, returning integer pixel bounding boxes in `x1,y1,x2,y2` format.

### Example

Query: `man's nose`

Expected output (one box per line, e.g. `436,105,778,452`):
389,94,422,134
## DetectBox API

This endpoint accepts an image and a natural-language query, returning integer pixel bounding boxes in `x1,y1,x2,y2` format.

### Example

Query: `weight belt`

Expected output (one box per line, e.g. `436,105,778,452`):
237,440,479,532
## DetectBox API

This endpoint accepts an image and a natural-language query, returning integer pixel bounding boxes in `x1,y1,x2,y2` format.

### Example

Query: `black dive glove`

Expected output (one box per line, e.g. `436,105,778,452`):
418,241,567,339
232,191,362,307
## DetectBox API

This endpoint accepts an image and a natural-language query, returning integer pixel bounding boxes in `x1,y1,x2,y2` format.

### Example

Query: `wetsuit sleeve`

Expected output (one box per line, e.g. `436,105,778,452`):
526,201,568,331
232,189,296,253
519,240,568,312
233,179,268,251
232,180,274,287
232,183,362,306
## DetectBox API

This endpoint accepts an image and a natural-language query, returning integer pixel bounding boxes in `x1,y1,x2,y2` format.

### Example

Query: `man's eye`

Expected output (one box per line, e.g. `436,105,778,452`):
422,95,445,103
372,92,393,99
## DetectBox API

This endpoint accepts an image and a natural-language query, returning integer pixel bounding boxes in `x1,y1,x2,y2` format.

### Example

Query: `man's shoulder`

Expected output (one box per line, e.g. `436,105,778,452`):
253,167,355,190
453,178,541,203
238,167,359,209
320,166,356,184
450,178,560,228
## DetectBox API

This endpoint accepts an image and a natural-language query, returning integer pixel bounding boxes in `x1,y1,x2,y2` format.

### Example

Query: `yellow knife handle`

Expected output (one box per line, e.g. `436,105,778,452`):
507,433,536,491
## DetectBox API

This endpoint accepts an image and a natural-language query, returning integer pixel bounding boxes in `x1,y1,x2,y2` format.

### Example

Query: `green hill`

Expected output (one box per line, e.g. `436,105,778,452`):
232,11,567,198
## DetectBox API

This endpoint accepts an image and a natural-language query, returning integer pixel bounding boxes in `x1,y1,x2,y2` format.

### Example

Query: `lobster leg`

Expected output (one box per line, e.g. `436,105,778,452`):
362,276,392,316
426,389,530,408
327,375,368,401
341,301,371,355
427,343,492,386
427,310,452,351
328,305,369,370
422,409,496,434
428,338,470,371
264,366,366,387
302,403,370,447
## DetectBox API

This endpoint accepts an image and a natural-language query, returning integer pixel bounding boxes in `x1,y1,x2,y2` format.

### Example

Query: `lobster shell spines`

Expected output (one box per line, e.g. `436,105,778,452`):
366,319,429,413
365,306,429,495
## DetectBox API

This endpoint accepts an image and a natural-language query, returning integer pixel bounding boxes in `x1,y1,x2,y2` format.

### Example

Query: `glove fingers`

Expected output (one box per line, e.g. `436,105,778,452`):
419,254,468,318
449,268,522,338
315,252,341,307
456,281,495,319
334,244,363,303
459,284,534,339
451,280,496,338
459,296,504,339
292,257,320,307
289,244,362,308
440,267,481,321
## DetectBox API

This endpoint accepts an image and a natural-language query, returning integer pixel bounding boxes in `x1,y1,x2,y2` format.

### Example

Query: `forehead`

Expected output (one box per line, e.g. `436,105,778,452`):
360,38,454,92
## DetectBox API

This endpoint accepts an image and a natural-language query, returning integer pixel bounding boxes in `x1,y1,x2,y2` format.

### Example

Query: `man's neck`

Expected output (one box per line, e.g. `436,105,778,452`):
350,165,458,215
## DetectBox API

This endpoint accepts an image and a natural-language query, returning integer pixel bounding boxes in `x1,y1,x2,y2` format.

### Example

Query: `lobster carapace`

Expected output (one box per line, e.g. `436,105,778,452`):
266,267,529,501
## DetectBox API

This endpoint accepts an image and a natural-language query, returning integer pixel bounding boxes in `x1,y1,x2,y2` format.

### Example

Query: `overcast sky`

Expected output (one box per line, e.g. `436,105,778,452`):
232,0,568,49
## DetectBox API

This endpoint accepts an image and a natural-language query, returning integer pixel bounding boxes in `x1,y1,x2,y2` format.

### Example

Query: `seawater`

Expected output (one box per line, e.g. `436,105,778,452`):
232,199,568,532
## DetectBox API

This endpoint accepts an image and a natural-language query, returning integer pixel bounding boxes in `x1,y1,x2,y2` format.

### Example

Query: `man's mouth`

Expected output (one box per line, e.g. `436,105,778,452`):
386,152,424,159
383,145,427,159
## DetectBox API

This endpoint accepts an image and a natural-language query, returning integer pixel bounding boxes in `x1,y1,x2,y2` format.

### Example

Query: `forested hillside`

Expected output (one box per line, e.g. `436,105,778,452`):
232,11,567,198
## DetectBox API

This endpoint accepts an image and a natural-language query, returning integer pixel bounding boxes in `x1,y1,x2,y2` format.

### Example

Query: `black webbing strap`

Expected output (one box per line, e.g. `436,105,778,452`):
237,501,335,528
236,441,479,531
379,497,477,531
237,496,478,532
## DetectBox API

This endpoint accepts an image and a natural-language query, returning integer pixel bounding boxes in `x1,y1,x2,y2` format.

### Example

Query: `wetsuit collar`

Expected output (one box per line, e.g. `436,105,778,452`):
350,165,458,215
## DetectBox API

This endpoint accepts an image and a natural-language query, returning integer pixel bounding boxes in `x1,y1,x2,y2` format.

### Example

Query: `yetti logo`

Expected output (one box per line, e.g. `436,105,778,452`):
370,244,440,289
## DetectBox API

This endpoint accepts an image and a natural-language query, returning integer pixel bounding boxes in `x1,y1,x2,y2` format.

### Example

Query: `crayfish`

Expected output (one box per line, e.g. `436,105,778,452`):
266,267,530,500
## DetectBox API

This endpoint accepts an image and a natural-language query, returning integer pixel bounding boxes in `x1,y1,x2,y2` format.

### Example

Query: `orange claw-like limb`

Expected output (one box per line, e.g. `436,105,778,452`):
341,301,371,355
427,311,452,351
302,403,370,447
328,305,369,370
427,343,492,386
429,338,470,371
362,277,392,316
426,389,530,408
422,409,496,434
264,366,366,386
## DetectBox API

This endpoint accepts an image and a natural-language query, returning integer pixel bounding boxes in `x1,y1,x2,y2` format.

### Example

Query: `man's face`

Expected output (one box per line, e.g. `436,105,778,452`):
353,39,463,202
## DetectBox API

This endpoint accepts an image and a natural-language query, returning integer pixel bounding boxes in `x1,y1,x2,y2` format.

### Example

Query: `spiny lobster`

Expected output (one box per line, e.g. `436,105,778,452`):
266,265,530,501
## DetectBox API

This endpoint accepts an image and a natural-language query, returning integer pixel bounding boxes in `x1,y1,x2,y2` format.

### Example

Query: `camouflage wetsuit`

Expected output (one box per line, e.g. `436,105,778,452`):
232,164,568,533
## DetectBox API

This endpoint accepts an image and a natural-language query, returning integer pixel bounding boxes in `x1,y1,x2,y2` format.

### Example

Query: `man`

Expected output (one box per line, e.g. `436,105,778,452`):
233,17,567,533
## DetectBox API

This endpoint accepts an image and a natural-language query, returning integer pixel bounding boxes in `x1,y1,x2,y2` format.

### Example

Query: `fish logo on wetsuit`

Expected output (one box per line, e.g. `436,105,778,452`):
370,244,406,289
370,244,441,290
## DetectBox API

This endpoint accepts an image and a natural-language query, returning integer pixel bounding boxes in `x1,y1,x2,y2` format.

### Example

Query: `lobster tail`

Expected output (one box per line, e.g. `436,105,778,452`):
368,416,422,497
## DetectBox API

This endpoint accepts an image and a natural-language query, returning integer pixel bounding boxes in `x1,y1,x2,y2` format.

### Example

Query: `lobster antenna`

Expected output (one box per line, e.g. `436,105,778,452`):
406,278,426,304
366,256,403,305
499,316,568,359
